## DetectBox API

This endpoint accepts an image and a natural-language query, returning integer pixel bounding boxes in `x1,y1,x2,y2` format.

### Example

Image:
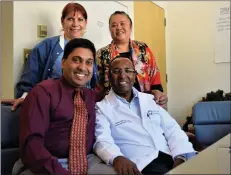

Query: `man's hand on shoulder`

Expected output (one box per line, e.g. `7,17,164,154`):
113,156,142,175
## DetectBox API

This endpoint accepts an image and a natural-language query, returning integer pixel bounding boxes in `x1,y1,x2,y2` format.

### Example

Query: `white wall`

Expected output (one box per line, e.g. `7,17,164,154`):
13,1,71,92
159,1,230,125
12,1,134,97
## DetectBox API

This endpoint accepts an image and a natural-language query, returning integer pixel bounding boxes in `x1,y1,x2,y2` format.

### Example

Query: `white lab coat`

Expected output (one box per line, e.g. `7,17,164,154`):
94,88,195,171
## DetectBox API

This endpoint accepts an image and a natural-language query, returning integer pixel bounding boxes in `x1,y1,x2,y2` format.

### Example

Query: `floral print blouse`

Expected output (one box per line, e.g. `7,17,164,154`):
96,40,162,93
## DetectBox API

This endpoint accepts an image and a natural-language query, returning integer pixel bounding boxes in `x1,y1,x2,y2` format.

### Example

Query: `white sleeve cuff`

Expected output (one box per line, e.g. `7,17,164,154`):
94,142,124,165
21,92,28,99
108,155,124,165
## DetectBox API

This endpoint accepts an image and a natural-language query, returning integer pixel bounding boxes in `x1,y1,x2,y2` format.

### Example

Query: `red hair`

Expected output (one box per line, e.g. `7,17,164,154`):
61,3,87,22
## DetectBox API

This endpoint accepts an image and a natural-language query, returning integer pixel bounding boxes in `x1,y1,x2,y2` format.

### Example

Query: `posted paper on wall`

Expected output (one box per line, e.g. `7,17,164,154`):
214,3,230,63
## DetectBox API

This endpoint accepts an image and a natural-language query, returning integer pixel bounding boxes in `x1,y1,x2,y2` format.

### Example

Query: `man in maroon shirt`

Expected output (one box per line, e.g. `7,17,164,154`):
12,38,116,174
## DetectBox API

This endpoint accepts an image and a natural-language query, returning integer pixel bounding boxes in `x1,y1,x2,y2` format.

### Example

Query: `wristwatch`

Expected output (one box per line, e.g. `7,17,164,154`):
175,155,187,162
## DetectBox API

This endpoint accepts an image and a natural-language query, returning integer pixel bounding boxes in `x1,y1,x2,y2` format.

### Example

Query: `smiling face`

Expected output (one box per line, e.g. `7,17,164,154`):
62,47,94,87
109,14,132,43
109,57,137,100
62,11,87,40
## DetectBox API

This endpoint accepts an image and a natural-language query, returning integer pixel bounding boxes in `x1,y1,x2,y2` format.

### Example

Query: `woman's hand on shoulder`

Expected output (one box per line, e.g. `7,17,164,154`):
1,98,25,111
151,90,168,109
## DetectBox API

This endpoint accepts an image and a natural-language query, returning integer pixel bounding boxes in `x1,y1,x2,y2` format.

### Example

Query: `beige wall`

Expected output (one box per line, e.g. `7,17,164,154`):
1,1,14,98
155,1,230,125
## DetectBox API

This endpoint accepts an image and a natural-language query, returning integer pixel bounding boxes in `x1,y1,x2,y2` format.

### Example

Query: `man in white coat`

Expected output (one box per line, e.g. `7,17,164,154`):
94,56,196,175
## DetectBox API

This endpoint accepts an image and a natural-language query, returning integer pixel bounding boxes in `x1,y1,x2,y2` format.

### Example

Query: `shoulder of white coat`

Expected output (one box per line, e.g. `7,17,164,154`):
138,91,160,109
138,91,155,101
96,95,111,110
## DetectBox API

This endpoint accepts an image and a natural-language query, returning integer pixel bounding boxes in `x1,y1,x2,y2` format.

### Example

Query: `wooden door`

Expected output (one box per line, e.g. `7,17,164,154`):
134,1,167,93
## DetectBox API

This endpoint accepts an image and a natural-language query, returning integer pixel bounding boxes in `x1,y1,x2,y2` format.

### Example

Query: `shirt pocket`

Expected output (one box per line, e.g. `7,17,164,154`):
148,111,161,125
148,112,164,135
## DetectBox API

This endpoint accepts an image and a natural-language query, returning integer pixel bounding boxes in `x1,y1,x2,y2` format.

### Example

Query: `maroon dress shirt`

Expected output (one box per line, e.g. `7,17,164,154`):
19,77,98,174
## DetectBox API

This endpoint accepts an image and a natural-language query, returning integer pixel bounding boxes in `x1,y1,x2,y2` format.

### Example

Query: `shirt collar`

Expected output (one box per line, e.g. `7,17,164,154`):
60,76,86,98
113,87,139,104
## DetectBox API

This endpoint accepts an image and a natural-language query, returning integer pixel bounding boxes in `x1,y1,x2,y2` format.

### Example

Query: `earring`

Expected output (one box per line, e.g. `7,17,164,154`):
83,28,87,33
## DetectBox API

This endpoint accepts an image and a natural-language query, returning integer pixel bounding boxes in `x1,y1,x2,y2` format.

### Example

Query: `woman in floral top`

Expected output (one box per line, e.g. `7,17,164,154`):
96,11,168,108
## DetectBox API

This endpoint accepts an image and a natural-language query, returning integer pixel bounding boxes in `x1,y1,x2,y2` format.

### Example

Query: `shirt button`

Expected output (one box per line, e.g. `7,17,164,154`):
57,52,59,55
48,69,51,71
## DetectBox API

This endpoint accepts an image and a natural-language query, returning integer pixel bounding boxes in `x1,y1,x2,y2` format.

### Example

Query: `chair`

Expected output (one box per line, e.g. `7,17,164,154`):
192,101,231,147
1,104,21,174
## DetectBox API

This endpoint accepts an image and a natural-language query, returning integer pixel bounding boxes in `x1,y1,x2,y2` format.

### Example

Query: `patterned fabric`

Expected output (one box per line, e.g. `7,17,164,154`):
69,88,88,175
96,40,162,93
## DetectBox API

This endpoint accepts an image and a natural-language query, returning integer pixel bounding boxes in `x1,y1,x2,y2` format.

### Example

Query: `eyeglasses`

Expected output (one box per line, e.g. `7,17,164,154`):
111,68,136,75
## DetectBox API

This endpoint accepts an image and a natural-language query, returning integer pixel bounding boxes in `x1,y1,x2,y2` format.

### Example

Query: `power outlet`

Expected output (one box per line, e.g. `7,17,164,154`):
23,48,32,63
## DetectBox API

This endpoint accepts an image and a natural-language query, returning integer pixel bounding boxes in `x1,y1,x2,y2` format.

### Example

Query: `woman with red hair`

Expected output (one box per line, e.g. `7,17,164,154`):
2,2,98,110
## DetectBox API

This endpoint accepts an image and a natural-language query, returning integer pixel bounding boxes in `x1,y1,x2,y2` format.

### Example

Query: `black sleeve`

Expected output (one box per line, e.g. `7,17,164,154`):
144,84,164,94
